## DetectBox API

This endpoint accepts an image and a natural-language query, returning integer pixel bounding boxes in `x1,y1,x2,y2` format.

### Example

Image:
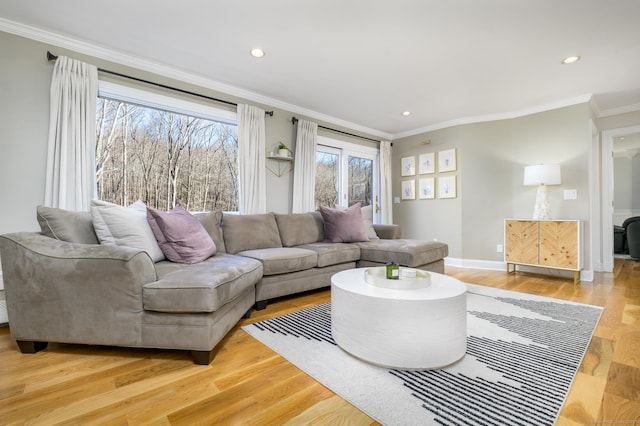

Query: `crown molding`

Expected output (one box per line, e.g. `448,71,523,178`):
392,94,594,139
0,18,392,141
597,102,640,118
4,17,635,142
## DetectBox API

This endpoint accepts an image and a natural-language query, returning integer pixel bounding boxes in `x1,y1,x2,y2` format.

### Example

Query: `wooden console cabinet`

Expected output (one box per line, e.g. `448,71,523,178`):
504,219,582,283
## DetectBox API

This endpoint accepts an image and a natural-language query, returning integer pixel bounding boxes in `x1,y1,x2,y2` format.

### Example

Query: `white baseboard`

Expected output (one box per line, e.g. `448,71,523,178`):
444,257,594,282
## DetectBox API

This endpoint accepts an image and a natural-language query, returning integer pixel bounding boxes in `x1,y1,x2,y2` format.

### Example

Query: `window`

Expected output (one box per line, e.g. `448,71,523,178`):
95,82,238,211
315,136,379,219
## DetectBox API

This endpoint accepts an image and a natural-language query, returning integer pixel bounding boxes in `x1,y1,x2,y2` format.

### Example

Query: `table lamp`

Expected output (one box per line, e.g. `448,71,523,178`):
523,164,561,220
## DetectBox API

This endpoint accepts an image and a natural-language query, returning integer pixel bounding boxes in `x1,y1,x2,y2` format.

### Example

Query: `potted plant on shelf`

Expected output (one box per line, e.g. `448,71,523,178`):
278,143,289,158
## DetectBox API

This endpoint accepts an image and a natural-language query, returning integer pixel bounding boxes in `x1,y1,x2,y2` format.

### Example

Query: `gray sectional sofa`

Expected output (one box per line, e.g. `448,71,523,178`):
0,206,448,364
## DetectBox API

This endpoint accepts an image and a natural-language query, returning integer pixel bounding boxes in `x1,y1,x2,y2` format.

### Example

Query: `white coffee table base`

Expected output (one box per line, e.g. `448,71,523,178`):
331,268,467,370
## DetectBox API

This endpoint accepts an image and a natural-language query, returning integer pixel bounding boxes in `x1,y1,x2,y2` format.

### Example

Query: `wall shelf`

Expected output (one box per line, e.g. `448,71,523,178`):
266,155,293,177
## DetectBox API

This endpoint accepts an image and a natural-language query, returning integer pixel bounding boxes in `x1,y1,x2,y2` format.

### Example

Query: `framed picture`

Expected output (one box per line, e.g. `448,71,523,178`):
401,156,416,176
401,179,416,200
438,175,457,198
438,148,457,172
418,177,435,199
418,152,435,174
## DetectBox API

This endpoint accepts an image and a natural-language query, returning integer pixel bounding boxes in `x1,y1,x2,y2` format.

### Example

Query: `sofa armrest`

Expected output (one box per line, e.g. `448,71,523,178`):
0,232,157,346
373,224,402,239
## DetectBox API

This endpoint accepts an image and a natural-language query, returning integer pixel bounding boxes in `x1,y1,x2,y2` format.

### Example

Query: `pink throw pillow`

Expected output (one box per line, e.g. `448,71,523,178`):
319,202,370,243
147,206,216,264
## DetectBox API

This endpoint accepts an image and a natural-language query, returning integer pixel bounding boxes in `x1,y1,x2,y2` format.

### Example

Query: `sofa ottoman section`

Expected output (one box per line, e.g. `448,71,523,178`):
145,253,263,313
237,247,318,275
356,239,448,272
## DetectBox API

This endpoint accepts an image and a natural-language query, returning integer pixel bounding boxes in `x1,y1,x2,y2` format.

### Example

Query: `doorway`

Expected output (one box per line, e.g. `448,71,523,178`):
601,125,640,271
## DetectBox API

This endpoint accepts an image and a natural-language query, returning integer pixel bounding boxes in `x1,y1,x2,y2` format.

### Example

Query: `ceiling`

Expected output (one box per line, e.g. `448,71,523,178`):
1,0,640,139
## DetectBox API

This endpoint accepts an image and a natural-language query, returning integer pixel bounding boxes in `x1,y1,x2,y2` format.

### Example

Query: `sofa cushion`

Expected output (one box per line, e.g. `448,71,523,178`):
237,247,317,275
145,253,263,313
36,205,99,244
147,207,217,264
356,239,449,267
275,212,324,247
319,203,369,243
222,213,283,254
91,199,165,262
195,210,226,253
296,242,360,267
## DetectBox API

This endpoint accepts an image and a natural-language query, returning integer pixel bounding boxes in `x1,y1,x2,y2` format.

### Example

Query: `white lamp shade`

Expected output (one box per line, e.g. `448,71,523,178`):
523,164,561,186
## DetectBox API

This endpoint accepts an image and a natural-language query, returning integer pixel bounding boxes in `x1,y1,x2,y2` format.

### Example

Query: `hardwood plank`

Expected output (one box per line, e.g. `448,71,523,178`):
1,259,639,423
579,336,614,378
561,372,607,424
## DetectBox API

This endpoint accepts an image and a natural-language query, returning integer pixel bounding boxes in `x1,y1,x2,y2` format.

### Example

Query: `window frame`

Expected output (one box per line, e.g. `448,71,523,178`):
96,81,239,212
98,81,237,125
317,136,380,221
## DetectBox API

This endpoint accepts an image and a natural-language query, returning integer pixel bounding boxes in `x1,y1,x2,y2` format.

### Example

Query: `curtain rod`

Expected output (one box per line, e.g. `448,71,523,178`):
47,51,274,116
291,117,389,145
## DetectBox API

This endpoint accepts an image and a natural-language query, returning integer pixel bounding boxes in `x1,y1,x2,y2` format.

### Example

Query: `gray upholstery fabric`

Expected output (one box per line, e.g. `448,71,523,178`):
195,210,226,253
372,224,402,239
0,205,448,361
356,239,448,267
141,285,255,351
36,205,99,244
145,254,263,313
237,247,318,275
0,233,156,346
275,212,324,246
296,242,360,267
222,213,282,254
256,262,355,302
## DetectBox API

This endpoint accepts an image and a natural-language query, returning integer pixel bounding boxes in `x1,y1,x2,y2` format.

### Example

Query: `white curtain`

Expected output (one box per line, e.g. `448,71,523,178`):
291,119,318,213
379,141,393,224
237,104,266,214
44,56,98,210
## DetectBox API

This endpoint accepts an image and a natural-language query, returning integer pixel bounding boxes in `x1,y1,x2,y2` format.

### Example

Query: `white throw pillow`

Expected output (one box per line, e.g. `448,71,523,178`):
360,205,380,241
91,199,165,262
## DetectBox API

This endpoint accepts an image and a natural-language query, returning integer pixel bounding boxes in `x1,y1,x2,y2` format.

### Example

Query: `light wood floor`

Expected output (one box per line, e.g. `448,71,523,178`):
0,259,639,425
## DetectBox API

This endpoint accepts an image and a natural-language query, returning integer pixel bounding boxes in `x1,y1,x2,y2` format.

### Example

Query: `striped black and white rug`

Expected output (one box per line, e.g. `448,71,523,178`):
242,283,602,426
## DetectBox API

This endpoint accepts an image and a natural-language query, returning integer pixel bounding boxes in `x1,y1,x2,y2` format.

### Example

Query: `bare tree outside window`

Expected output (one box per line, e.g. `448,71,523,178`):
348,156,372,207
96,98,238,211
315,151,339,208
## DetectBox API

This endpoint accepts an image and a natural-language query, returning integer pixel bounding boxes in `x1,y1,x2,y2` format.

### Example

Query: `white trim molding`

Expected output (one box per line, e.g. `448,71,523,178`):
444,257,594,282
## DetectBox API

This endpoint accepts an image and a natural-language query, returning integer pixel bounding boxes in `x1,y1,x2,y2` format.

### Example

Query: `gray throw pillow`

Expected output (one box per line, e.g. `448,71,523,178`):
36,205,99,244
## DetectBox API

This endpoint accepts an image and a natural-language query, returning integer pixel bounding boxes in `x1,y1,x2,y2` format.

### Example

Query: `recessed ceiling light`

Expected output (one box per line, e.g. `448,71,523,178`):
250,48,265,58
561,56,580,65
401,111,411,117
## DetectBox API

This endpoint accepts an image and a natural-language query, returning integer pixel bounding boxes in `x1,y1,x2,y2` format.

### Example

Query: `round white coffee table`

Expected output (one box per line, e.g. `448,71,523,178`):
331,268,467,370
